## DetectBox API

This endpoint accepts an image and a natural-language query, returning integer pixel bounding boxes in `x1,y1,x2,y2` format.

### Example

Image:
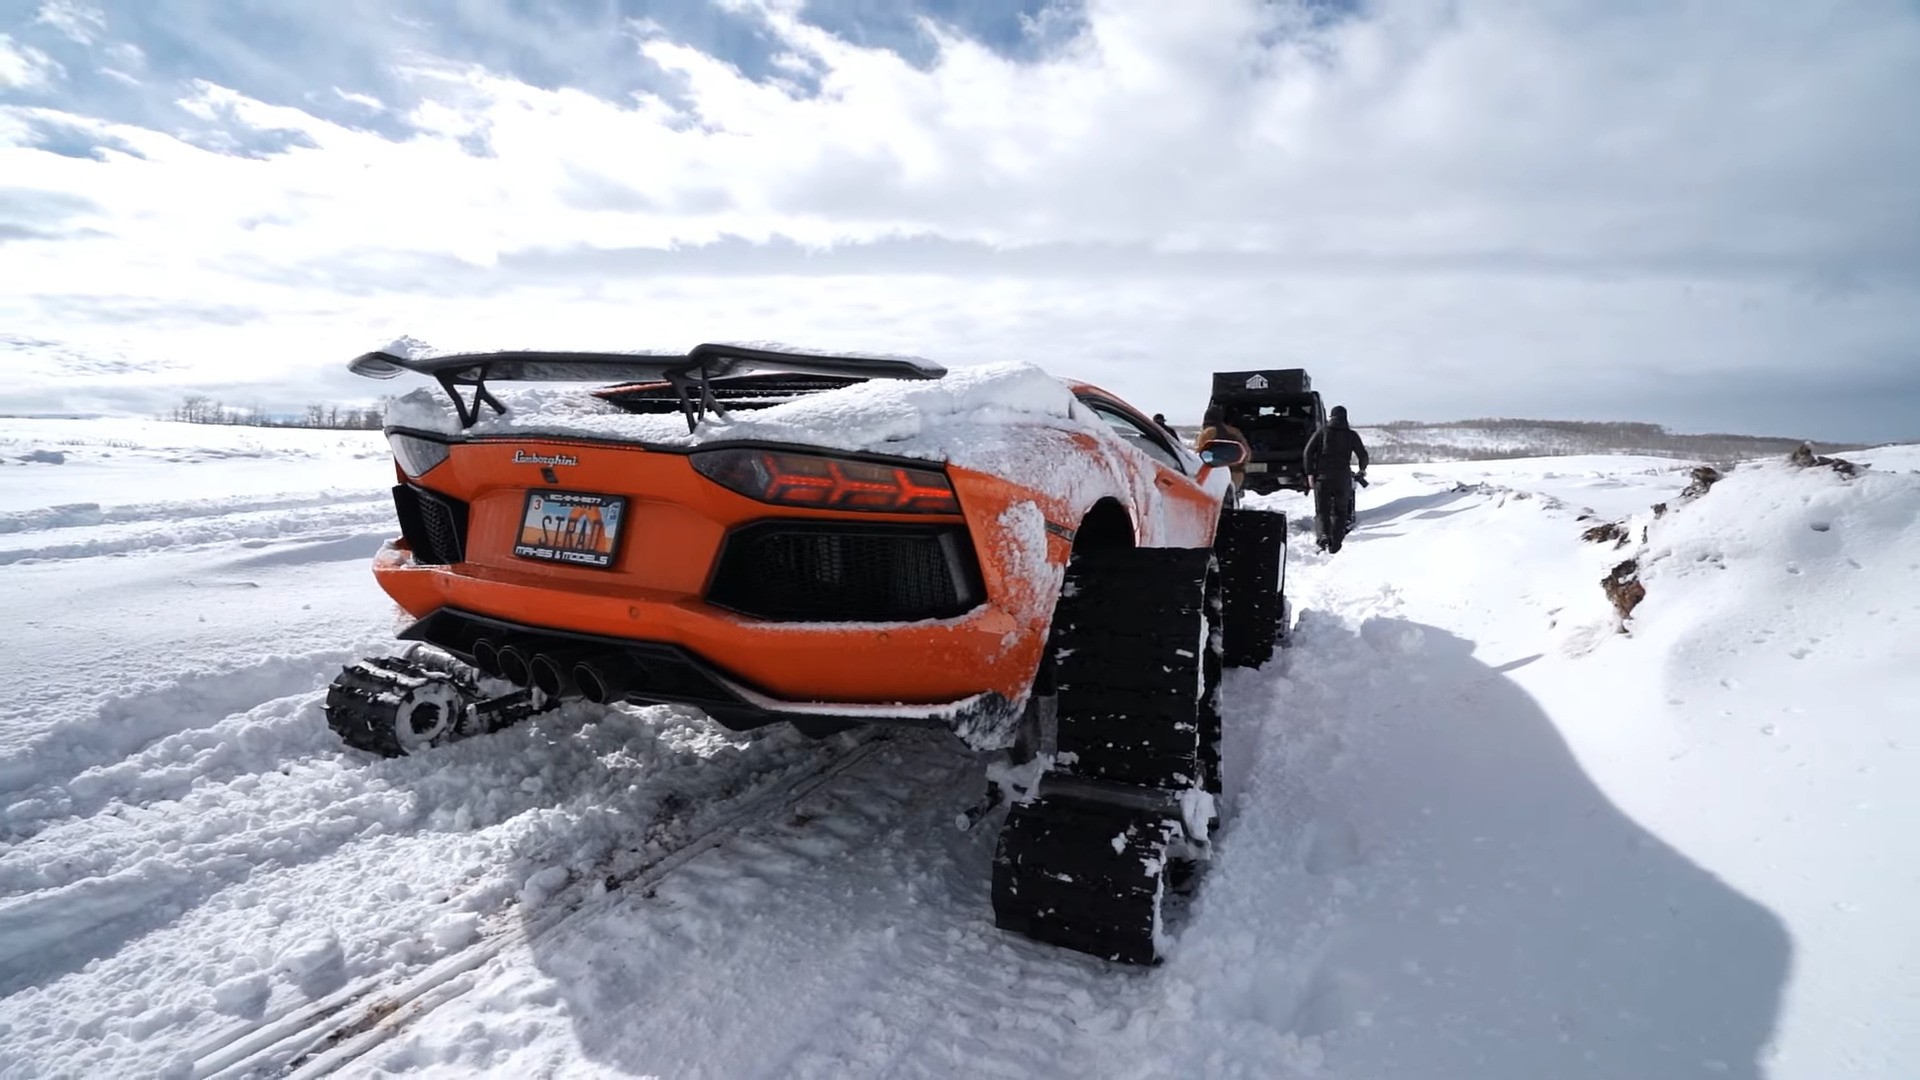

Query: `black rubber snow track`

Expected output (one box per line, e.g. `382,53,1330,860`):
1050,547,1213,790
992,795,1181,965
1216,507,1288,668
992,546,1216,965
323,656,465,758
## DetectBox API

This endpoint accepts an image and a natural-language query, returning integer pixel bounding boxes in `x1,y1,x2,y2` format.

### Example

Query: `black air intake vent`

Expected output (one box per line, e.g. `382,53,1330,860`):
392,484,469,565
708,522,984,622
601,373,867,414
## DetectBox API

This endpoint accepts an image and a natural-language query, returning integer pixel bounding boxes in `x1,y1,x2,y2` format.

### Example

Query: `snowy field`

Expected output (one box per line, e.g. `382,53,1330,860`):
1,416,1916,1079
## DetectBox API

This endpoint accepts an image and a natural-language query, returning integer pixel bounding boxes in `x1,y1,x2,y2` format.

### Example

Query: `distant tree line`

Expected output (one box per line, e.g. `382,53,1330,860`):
1364,418,1864,466
1176,416,1864,466
164,395,382,430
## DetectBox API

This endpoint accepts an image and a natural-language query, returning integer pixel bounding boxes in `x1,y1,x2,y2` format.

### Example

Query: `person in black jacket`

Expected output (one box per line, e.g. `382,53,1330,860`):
1302,405,1369,552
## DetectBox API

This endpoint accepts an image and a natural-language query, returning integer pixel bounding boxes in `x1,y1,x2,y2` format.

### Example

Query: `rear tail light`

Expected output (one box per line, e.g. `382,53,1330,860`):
691,449,960,514
389,433,451,479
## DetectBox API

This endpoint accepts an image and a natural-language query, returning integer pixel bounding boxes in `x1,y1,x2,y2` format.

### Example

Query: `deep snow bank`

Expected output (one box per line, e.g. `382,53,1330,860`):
1215,450,1920,1078
1548,453,1920,1079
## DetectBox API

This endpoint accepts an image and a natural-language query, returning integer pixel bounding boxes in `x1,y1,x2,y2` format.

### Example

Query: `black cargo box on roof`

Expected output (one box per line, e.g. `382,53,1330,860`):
1212,370,1311,398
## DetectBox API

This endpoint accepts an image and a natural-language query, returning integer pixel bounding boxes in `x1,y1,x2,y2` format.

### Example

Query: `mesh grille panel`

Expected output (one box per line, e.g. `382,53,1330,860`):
708,524,980,622
393,484,469,565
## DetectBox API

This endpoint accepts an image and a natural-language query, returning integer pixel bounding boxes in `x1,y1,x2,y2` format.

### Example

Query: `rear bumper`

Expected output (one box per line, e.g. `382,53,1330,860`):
1242,461,1309,493
372,536,1036,703
402,606,1020,740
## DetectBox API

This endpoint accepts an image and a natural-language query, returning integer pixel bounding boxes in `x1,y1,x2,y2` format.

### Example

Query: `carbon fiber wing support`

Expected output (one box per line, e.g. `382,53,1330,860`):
348,343,948,431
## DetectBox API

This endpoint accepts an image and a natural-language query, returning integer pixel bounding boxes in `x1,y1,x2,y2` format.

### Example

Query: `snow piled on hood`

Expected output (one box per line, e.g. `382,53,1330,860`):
385,361,1094,474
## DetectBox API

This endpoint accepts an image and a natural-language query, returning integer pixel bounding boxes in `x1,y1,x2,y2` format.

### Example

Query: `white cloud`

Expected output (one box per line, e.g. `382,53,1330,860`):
0,0,1916,437
34,0,108,46
0,34,64,91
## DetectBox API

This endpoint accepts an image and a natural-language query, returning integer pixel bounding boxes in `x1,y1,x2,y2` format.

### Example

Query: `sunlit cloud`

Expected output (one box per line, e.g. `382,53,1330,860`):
34,1,107,47
0,0,1916,439
0,33,62,90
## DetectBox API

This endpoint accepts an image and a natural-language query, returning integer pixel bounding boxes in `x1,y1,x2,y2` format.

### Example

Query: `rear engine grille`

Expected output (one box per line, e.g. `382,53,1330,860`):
708,522,984,622
392,483,469,565
601,373,867,414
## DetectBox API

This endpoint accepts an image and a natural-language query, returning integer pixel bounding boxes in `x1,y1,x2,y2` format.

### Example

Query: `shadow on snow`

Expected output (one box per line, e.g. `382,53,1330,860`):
1181,614,1790,1080
481,614,1789,1079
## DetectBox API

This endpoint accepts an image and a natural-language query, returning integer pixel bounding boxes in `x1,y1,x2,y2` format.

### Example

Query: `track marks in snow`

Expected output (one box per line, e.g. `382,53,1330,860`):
0,650,361,826
251,732,912,1079
359,734,1133,1080
0,490,387,537
0,498,392,565
0,702,890,1080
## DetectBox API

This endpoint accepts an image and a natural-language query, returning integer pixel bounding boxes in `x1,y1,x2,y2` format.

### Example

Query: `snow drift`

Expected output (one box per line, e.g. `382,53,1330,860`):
1,415,1915,1079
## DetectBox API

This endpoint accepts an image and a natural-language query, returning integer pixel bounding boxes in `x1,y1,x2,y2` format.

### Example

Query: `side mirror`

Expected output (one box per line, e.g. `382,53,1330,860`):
1197,439,1248,469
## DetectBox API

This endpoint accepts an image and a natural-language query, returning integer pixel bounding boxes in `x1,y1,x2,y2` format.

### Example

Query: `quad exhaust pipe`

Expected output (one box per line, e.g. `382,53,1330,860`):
573,657,629,705
470,638,502,678
463,636,635,703
495,644,533,687
529,648,598,699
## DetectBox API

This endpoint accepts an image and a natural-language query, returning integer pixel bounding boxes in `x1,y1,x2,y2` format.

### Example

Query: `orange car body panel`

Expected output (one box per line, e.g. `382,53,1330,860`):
372,380,1231,712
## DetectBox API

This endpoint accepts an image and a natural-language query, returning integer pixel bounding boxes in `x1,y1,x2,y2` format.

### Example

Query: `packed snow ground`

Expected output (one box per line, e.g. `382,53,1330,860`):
0,416,1916,1079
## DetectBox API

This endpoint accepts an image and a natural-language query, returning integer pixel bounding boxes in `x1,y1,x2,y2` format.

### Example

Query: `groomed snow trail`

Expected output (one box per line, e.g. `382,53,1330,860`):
2,420,1916,1079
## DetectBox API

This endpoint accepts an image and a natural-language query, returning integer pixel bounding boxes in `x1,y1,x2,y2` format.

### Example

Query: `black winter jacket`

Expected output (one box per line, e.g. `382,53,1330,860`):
1303,421,1369,480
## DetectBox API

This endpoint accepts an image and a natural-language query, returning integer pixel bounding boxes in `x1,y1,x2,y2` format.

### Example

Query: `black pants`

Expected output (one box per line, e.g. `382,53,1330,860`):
1313,474,1355,550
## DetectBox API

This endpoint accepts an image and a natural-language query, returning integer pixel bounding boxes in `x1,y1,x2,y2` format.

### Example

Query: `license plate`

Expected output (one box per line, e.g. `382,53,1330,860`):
514,490,626,569
1245,462,1268,473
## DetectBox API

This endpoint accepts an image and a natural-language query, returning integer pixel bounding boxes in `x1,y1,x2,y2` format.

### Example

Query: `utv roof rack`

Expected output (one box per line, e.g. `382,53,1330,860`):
348,343,948,432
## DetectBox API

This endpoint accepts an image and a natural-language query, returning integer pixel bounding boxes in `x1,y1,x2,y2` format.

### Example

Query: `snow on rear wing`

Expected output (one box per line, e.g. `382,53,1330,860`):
347,343,948,430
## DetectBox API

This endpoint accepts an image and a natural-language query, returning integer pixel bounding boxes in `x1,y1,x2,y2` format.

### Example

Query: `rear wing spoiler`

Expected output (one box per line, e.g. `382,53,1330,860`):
349,342,946,431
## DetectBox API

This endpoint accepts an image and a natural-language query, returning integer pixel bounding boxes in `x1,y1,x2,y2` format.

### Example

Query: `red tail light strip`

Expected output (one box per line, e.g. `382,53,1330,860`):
692,449,960,514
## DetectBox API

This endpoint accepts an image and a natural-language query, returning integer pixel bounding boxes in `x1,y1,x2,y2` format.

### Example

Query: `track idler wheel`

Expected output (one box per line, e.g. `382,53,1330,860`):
324,655,471,757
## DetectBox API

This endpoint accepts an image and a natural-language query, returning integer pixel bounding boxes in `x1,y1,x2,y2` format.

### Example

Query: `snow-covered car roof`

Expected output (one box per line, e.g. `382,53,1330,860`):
377,341,1200,479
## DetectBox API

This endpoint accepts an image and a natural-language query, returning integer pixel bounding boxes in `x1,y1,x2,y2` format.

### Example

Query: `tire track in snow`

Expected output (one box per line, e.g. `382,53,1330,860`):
0,649,366,823
0,499,392,565
341,730,1146,1079
188,731,905,1080
0,490,388,536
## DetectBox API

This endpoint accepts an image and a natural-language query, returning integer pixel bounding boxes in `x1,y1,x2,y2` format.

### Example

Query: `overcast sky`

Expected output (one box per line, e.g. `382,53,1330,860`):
2,0,1916,439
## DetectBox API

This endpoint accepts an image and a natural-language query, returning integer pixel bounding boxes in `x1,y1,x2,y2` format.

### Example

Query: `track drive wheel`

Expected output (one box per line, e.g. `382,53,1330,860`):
1216,507,1288,668
324,656,470,757
991,546,1220,965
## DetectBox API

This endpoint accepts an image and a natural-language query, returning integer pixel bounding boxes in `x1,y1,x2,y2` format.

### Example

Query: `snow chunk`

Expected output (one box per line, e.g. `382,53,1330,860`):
1179,789,1217,845
520,866,570,907
428,912,481,951
276,932,346,999
373,335,440,361
209,972,269,1018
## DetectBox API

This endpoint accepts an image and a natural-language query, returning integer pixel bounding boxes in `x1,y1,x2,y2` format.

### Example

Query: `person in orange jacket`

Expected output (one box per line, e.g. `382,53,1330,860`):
1197,404,1251,491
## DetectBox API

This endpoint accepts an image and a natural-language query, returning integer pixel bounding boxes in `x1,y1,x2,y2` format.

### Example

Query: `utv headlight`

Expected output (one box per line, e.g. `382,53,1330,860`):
388,432,451,478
